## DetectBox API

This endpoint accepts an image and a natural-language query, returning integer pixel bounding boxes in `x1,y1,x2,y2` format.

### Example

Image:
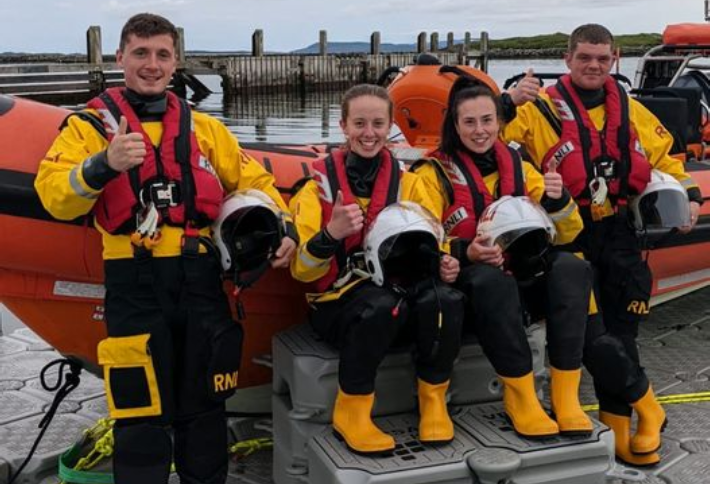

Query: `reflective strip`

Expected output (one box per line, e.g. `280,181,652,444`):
681,178,696,188
548,202,575,222
97,108,118,134
297,248,329,269
70,165,99,199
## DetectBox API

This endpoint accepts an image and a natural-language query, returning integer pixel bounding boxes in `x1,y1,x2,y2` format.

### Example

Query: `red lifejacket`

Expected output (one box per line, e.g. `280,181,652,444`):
435,141,525,239
87,88,224,234
541,74,651,207
312,148,401,292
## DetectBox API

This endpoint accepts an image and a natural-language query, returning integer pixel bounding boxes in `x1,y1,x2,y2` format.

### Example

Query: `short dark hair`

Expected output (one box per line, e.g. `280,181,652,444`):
119,13,179,52
439,77,502,156
568,24,614,53
341,84,393,123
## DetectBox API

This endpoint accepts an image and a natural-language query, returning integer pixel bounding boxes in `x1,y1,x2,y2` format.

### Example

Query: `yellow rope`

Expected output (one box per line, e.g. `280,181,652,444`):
581,391,710,412
228,437,273,458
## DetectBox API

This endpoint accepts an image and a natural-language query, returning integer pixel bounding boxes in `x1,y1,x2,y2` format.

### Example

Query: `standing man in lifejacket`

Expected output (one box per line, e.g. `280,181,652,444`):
290,84,464,454
504,23,702,466
34,13,296,484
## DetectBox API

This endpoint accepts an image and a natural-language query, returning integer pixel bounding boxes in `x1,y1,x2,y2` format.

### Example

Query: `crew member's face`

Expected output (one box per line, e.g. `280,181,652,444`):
565,42,616,90
455,96,500,154
117,33,177,96
340,95,392,158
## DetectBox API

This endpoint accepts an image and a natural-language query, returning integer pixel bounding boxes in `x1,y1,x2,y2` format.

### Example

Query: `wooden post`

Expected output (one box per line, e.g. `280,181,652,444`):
417,32,427,53
176,27,186,68
86,26,104,95
319,30,327,56
371,31,381,56
464,32,471,53
430,32,439,52
447,32,454,51
480,31,489,72
252,29,264,57
86,26,102,65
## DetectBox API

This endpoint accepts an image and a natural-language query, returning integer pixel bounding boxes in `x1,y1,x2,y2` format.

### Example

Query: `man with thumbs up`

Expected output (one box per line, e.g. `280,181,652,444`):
503,23,702,466
35,13,296,484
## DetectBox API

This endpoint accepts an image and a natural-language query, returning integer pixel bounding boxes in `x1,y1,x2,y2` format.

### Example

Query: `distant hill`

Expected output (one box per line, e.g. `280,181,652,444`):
290,33,663,56
291,42,417,54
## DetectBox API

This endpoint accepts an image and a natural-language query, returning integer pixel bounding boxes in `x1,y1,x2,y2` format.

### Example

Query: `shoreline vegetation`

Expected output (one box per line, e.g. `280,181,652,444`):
0,33,662,62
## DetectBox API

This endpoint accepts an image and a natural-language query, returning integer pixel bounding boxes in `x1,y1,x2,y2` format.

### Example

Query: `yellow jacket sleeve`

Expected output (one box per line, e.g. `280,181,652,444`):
193,112,292,221
628,98,699,193
290,179,331,283
522,162,583,245
34,114,108,220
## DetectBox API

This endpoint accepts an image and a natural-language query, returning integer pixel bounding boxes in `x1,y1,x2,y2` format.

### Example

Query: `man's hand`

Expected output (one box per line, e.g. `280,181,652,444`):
271,237,297,268
679,201,701,234
439,254,460,283
466,234,504,266
107,116,147,172
326,190,364,240
506,69,540,106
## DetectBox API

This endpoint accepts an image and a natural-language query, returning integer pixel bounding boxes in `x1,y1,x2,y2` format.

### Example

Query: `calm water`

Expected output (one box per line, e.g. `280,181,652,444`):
193,57,641,144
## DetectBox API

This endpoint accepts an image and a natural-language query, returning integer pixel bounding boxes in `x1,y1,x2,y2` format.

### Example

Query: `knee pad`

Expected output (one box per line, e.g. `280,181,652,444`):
583,333,640,395
114,422,172,484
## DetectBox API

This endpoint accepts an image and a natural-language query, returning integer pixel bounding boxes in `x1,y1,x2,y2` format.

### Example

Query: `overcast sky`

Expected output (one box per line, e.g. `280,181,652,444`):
1,0,705,54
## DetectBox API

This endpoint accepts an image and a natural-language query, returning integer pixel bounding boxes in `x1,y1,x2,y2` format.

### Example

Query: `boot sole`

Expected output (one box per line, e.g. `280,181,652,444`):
630,417,668,455
505,415,559,440
616,454,660,468
559,429,594,438
332,430,395,456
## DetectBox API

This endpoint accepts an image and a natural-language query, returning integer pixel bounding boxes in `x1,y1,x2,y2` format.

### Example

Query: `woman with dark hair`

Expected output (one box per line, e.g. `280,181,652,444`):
290,84,465,454
414,78,593,439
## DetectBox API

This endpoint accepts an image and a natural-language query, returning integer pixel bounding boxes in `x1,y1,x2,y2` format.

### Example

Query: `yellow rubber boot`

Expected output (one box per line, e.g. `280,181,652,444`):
418,379,454,444
599,411,660,467
500,373,559,438
332,389,395,454
630,386,667,454
549,367,593,436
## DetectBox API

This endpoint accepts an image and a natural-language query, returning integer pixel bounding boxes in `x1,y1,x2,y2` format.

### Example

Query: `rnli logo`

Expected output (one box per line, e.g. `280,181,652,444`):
655,125,668,138
551,141,574,167
634,139,645,154
443,207,468,234
214,371,239,392
627,300,650,315
442,160,467,186
199,156,218,177
552,99,575,121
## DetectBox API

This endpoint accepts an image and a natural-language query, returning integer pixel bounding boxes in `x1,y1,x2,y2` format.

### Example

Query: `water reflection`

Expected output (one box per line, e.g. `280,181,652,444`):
190,57,640,144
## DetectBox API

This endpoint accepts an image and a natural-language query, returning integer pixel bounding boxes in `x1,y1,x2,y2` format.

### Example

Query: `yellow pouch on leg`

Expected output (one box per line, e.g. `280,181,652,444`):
97,334,162,419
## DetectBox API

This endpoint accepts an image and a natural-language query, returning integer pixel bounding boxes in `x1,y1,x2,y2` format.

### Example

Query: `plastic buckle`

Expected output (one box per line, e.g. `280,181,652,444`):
181,227,201,257
140,180,181,209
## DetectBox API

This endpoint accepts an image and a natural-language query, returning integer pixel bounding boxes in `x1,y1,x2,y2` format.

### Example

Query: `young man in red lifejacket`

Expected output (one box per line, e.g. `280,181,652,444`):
35,13,296,484
504,23,702,466
415,79,592,439
290,84,464,454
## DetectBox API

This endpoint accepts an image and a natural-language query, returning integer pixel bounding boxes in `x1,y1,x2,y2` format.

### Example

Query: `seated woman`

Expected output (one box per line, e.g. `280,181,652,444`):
414,77,593,439
289,84,464,454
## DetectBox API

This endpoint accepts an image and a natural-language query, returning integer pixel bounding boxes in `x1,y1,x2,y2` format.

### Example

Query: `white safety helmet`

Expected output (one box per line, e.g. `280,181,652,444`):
477,196,556,281
212,189,286,274
630,169,690,231
363,202,445,287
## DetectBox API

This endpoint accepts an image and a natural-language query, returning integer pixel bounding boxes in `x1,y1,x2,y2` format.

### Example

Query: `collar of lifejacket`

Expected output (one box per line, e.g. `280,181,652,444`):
123,88,168,120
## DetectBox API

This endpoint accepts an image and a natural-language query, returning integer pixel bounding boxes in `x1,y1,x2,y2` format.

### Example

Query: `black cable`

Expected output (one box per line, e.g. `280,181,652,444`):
8,358,82,484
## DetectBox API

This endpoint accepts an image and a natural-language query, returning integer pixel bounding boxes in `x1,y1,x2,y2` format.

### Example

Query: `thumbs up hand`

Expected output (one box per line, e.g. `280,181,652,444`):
107,116,147,172
325,190,364,240
544,159,564,199
507,68,540,106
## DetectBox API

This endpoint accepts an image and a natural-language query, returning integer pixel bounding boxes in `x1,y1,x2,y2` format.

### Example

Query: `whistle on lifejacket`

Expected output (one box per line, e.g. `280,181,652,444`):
589,177,608,222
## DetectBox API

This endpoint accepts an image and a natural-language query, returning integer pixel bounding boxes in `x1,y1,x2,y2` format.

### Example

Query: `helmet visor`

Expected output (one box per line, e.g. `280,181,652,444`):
637,190,691,229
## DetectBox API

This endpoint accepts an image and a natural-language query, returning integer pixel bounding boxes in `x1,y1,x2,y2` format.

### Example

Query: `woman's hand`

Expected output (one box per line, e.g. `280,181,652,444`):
326,190,364,240
439,254,460,283
466,234,504,266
